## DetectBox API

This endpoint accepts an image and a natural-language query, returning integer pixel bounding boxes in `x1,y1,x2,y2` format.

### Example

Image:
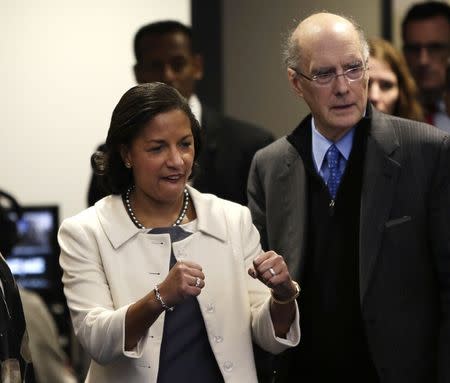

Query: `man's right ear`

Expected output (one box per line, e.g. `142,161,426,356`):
287,68,304,98
192,54,204,81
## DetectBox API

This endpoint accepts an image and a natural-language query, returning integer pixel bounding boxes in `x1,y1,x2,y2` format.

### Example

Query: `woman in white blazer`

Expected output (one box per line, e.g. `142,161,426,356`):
58,83,300,383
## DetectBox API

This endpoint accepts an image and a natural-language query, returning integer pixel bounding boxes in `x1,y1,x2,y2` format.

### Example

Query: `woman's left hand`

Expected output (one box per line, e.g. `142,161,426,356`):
248,251,297,301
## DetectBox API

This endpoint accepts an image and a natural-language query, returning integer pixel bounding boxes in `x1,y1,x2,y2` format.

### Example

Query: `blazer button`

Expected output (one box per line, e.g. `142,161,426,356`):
214,335,223,343
223,361,233,372
206,303,215,313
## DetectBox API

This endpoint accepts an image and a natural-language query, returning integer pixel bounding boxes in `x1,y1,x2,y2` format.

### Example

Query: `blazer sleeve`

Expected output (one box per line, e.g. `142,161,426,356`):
58,216,149,365
238,206,300,354
247,150,269,251
428,135,450,381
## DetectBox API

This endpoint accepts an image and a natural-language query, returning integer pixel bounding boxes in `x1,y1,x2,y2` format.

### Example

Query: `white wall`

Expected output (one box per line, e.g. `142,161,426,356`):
223,0,381,138
0,0,190,220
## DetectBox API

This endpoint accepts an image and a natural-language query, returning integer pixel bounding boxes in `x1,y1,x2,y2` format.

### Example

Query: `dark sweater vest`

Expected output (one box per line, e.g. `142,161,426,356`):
286,118,379,382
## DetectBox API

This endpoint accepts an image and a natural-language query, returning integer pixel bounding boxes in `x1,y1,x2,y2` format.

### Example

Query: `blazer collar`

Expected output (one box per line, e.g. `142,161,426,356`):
186,185,228,242
287,104,399,158
96,185,228,249
368,106,400,156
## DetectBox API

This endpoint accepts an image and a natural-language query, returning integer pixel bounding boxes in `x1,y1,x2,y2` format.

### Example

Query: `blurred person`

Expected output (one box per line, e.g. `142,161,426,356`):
88,20,274,207
0,190,77,383
19,290,77,383
248,11,450,382
402,1,450,132
61,83,300,383
368,37,424,121
445,62,450,115
0,253,34,383
0,191,34,382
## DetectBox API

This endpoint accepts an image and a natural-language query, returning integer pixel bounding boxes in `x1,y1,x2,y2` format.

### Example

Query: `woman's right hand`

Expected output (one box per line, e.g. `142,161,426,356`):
157,260,205,307
125,260,205,350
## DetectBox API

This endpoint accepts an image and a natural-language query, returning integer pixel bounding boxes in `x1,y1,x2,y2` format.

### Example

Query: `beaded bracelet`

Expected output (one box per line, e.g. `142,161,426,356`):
271,281,301,305
154,284,174,312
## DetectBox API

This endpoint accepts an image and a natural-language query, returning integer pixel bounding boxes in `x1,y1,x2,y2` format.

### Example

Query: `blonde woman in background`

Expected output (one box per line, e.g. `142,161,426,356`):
368,37,424,121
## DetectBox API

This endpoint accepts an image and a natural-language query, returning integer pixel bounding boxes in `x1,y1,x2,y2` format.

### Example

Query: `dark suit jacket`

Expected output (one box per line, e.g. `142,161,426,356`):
87,105,274,206
247,107,450,382
193,106,274,205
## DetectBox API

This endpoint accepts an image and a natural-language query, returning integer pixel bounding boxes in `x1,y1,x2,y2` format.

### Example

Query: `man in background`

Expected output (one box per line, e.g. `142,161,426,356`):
88,20,274,206
402,1,450,132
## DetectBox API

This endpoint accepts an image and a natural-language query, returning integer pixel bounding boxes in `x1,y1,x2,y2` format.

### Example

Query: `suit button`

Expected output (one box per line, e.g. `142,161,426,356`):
214,335,223,343
223,361,233,372
206,303,215,313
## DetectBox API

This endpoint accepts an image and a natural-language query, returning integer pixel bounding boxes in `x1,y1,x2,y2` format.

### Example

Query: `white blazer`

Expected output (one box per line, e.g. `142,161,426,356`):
58,186,300,383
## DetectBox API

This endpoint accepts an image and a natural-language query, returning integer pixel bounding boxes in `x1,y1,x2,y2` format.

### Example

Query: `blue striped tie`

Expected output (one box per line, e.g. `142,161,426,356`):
326,144,343,199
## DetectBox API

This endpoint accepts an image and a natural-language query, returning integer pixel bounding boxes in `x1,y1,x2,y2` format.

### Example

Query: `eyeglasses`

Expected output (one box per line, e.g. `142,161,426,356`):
403,43,450,58
294,65,367,86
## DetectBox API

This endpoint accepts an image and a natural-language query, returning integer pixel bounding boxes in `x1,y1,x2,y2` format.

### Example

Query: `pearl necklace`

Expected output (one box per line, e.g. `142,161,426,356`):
125,186,190,228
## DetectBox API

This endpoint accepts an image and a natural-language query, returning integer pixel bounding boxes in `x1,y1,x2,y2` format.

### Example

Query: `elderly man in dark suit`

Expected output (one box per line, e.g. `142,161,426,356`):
88,20,274,207
248,12,450,383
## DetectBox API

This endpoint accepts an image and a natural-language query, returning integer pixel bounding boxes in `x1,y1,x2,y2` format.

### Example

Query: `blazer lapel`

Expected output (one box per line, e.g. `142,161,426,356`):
192,107,220,192
359,110,400,304
278,145,307,282
276,118,312,283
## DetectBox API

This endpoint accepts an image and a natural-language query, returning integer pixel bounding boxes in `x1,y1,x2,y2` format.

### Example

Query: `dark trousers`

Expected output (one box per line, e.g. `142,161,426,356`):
266,347,379,383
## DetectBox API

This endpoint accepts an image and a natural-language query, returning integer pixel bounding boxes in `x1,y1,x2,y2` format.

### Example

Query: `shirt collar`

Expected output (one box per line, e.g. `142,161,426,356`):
311,117,355,173
189,94,202,123
436,99,446,113
96,185,227,249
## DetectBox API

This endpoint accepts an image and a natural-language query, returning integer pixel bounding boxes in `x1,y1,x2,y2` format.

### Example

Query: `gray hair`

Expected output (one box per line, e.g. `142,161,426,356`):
282,12,370,71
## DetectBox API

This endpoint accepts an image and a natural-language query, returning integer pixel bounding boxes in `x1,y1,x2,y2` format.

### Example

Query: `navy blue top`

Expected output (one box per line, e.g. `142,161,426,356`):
151,226,224,383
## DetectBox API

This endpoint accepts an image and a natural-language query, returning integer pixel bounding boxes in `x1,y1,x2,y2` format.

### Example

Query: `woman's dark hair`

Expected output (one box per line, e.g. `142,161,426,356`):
91,82,202,195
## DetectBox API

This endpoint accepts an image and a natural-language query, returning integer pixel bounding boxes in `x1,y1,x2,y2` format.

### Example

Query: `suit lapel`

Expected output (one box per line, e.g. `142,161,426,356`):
192,107,220,191
359,109,400,304
199,106,220,153
279,118,312,282
278,144,307,282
